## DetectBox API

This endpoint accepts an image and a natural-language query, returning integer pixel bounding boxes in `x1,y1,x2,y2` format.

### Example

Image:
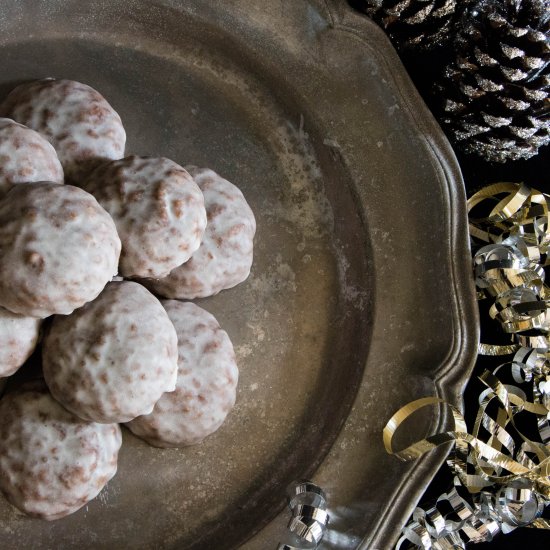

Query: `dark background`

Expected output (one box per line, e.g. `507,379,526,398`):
346,5,550,550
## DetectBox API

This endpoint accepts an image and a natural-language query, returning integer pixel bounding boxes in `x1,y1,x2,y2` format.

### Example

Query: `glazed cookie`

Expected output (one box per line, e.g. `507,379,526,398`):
126,301,238,447
0,118,63,197
143,167,256,299
0,182,121,318
0,79,126,182
81,156,206,278
0,307,41,377
43,281,178,424
0,388,121,520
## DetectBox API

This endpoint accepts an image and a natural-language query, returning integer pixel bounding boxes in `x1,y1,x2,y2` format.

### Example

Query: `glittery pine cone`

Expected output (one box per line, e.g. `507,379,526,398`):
349,0,460,50
436,0,550,163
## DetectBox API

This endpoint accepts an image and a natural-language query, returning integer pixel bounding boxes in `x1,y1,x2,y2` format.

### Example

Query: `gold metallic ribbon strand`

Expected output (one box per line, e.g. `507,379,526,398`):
388,182,550,549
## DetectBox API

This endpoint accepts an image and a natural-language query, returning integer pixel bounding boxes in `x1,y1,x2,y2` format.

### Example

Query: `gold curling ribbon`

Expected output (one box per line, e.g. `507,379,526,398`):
382,392,550,494
383,380,550,547
467,183,550,261
387,182,550,548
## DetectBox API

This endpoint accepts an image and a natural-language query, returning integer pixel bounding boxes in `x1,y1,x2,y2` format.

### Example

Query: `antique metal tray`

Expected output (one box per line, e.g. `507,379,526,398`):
0,1,478,548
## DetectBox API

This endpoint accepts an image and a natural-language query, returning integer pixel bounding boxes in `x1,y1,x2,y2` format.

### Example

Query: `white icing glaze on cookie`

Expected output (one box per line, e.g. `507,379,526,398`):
0,182,121,318
81,156,206,278
0,79,126,183
143,167,256,299
0,307,41,377
126,301,238,447
0,388,121,520
43,281,178,424
0,118,63,197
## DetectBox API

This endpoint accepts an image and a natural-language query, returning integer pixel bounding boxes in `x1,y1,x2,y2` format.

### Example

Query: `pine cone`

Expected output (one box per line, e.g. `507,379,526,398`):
436,0,550,163
349,0,460,50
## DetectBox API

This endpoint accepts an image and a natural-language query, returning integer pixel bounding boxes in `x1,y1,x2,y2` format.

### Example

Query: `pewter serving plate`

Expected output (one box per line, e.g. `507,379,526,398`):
0,1,478,548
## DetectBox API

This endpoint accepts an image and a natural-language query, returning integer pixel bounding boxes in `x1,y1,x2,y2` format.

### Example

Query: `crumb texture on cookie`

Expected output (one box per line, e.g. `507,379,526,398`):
43,281,178,424
143,167,256,299
0,182,121,318
0,117,63,197
82,156,206,278
0,388,121,520
0,79,126,182
127,300,238,447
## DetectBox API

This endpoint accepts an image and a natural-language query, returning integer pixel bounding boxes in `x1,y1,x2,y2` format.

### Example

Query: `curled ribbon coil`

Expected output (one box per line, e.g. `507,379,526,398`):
387,183,550,548
277,481,329,549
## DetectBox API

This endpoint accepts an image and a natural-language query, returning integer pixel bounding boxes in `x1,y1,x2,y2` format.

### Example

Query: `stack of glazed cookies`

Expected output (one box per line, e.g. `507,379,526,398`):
0,79,256,521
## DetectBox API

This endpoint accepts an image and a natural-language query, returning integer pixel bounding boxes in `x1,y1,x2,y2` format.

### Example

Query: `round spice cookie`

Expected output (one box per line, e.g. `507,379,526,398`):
0,182,121,318
0,388,121,520
0,307,41,378
0,78,126,183
81,156,207,278
143,167,256,299
43,281,178,424
0,117,63,197
126,300,238,448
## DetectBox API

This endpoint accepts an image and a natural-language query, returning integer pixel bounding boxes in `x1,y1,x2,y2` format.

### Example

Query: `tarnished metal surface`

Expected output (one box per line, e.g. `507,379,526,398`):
0,1,478,548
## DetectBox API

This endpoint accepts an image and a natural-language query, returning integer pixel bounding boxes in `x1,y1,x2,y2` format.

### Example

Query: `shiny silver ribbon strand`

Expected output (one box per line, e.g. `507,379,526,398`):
277,481,329,549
